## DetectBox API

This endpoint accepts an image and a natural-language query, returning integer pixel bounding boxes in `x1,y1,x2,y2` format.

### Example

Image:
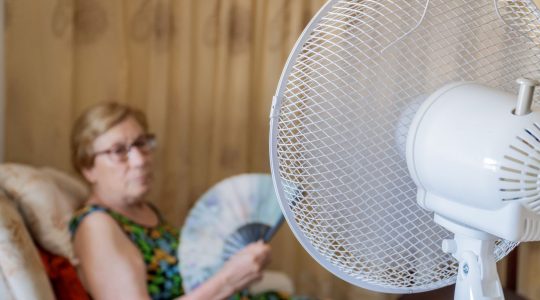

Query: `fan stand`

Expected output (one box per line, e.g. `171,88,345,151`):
435,214,504,300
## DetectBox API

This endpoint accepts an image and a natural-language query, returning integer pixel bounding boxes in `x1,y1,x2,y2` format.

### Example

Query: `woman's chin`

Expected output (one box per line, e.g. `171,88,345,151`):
126,184,151,201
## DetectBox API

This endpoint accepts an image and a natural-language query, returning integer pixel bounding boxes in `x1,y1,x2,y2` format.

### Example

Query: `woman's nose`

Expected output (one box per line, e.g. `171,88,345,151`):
127,147,150,166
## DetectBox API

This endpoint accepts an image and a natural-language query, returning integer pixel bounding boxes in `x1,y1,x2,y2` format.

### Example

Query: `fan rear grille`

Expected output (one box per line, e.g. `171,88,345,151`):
271,0,537,293
500,123,540,214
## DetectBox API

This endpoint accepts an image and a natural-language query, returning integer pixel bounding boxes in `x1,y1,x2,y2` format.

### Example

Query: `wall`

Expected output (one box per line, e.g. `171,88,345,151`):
4,0,540,299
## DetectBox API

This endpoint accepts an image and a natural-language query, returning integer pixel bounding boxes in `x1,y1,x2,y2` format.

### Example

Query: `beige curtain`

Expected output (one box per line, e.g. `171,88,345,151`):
5,0,540,299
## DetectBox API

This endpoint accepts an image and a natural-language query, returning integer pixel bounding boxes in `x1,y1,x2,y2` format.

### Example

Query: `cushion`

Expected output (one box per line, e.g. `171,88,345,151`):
0,163,88,265
38,246,90,300
0,193,56,300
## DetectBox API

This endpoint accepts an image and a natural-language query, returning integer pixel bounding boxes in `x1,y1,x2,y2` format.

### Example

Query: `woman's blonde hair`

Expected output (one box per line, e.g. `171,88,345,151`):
71,102,148,174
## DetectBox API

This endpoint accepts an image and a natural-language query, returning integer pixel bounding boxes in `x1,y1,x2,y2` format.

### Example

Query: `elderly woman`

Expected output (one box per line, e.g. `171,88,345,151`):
69,102,277,300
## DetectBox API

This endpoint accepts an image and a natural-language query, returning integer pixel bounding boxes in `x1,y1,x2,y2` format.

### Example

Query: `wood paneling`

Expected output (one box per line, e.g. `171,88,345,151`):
518,243,540,299
4,1,538,299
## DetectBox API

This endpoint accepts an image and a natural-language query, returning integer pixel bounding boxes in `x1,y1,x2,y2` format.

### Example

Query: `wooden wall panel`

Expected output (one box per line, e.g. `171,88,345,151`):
72,0,128,116
4,0,539,299
188,0,220,208
5,0,74,171
207,0,251,183
157,0,194,226
518,243,540,299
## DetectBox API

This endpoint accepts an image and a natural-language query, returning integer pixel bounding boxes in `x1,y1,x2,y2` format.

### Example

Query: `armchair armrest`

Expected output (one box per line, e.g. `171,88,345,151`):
248,270,294,295
0,194,55,300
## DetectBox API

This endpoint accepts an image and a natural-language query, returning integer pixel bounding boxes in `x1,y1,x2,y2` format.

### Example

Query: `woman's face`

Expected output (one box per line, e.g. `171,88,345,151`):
83,116,154,204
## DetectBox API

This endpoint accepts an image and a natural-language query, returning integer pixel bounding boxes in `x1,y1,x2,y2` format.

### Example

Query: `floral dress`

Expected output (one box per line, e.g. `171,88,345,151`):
70,204,183,300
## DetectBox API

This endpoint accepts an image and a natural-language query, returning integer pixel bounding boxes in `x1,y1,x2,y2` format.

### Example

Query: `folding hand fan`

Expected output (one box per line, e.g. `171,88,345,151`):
179,173,284,293
269,0,540,299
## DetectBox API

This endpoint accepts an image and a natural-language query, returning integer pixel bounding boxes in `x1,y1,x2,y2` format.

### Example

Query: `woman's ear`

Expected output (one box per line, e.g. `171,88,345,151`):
82,167,96,184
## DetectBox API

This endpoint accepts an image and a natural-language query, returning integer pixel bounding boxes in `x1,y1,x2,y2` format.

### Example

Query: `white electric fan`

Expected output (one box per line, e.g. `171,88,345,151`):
269,1,540,299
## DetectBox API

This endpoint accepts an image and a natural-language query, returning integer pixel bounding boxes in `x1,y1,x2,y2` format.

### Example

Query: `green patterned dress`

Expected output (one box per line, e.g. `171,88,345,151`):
69,204,299,300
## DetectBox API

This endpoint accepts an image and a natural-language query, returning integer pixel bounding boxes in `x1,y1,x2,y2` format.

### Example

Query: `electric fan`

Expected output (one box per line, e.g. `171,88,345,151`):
269,1,540,299
179,173,284,292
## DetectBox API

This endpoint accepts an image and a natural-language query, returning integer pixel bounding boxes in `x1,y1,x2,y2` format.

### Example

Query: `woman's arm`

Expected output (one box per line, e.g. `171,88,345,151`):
73,211,152,300
75,212,270,300
179,241,271,300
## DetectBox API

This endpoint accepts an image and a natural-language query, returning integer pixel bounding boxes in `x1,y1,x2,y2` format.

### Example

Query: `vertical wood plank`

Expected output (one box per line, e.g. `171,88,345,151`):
517,243,540,299
208,0,252,184
257,0,303,294
157,0,194,226
0,0,5,162
247,0,283,173
5,0,74,171
141,0,173,208
72,0,127,116
123,0,151,109
207,0,233,184
246,0,268,174
188,0,220,207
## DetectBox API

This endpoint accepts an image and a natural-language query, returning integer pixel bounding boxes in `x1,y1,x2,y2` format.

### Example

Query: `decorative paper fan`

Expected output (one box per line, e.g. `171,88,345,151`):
179,173,284,293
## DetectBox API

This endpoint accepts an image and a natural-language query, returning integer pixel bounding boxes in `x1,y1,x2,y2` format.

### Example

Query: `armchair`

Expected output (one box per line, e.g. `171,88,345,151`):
0,163,88,299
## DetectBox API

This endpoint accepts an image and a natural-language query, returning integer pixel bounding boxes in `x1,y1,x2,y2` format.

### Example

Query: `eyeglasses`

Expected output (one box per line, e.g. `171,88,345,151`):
93,134,156,163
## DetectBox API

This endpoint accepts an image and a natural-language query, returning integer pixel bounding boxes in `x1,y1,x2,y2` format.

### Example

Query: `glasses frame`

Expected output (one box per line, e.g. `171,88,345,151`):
92,133,156,163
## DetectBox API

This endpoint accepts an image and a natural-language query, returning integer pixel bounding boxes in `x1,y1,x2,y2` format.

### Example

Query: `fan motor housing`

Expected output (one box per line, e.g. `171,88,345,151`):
406,82,540,241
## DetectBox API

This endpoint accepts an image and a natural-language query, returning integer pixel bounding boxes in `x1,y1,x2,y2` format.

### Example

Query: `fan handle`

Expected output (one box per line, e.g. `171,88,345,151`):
263,215,285,243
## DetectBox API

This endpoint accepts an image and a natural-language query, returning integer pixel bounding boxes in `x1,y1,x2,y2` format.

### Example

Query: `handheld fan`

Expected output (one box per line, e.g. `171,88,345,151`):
269,1,540,299
179,173,284,292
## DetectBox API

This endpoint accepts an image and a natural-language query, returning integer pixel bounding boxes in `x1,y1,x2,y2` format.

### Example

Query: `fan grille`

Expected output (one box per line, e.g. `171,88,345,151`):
271,0,538,293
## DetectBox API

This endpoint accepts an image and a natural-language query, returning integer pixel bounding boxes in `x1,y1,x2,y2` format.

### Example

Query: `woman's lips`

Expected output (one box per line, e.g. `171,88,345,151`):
132,173,152,183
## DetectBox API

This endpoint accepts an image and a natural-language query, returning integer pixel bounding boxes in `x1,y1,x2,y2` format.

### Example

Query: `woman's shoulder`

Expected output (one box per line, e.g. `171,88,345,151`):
70,205,146,291
70,205,137,258
69,204,116,237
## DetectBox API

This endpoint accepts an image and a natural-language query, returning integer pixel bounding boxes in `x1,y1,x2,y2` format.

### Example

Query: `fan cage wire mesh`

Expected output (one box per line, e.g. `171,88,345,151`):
270,0,540,294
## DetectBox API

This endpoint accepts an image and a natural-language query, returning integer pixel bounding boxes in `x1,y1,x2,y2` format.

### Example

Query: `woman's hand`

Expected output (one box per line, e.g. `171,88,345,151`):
220,241,272,292
181,241,272,300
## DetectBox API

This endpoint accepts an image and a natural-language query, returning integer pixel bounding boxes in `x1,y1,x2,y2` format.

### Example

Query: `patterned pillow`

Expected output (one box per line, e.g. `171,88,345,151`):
0,163,88,265
0,193,56,300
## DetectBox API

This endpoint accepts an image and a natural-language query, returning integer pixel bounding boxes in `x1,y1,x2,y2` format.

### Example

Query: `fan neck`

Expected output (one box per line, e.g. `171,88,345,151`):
435,214,504,300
